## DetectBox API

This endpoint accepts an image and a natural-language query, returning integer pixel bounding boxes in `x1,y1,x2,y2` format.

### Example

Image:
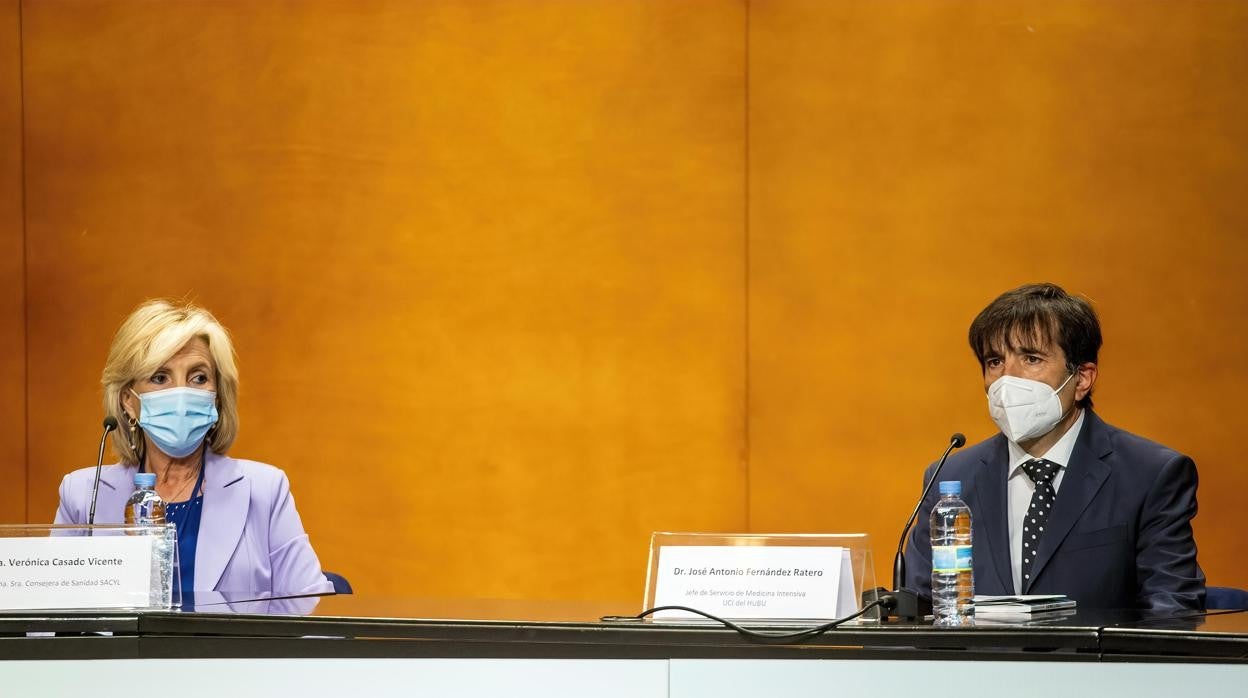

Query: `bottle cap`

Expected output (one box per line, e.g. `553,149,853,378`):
938,480,961,496
134,472,157,487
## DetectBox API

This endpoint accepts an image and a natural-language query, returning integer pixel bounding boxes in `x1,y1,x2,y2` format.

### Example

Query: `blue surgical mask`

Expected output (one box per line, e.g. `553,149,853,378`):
132,387,219,458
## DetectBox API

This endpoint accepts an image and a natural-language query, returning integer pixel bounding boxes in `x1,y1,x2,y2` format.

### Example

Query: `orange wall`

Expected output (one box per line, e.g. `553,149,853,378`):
5,0,1245,600
0,0,23,524
749,0,1248,590
20,0,746,601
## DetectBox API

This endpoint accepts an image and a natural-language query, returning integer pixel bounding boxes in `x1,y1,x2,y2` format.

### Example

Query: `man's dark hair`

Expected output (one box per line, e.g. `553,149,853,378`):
968,283,1102,409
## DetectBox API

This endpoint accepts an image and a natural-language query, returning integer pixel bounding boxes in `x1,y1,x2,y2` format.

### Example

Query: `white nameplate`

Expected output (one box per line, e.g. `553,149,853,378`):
653,545,856,620
0,536,154,610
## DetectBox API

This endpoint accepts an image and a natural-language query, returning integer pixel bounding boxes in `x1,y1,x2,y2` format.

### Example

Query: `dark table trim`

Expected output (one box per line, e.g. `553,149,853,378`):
1,608,1245,662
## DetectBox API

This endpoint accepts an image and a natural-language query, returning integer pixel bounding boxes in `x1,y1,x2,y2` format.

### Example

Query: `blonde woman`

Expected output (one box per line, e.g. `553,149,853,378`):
54,300,333,596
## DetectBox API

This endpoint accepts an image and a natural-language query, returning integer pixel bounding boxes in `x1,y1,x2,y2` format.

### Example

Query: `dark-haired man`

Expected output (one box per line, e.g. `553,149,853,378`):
904,283,1205,612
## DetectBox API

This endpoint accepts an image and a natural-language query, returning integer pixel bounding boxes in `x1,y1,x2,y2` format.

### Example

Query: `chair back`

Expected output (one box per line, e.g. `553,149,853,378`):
1207,586,1248,609
323,571,353,595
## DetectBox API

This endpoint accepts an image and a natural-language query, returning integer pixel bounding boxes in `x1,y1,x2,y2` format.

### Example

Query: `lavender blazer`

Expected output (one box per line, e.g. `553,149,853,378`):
54,452,334,595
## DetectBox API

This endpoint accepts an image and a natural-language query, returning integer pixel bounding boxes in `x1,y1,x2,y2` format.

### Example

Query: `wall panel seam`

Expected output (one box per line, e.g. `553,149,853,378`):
18,0,28,523
743,0,751,532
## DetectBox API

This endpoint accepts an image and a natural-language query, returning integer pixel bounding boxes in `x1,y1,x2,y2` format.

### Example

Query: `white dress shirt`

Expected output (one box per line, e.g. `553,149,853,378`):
1005,409,1086,594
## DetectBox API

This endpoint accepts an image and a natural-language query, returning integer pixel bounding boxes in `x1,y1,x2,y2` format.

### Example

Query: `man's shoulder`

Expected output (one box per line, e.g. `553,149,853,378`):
1088,412,1189,468
959,433,1005,461
923,433,1003,476
947,433,1003,464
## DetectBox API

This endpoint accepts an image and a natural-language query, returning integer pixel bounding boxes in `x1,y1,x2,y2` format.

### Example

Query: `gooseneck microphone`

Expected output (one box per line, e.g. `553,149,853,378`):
873,432,966,620
87,416,119,536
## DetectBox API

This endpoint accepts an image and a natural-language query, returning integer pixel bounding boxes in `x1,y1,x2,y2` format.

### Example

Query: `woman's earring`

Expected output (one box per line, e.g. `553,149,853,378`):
126,414,138,449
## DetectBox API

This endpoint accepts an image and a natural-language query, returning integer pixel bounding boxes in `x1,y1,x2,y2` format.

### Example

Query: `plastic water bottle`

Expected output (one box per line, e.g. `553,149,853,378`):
124,472,167,527
930,480,974,626
124,472,173,606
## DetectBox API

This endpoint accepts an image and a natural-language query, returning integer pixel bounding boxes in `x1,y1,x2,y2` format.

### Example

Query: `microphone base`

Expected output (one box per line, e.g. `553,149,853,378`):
864,587,931,622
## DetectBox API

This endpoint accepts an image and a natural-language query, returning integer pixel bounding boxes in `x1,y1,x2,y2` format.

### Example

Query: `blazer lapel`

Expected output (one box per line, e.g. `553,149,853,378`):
93,465,138,524
1026,411,1112,589
194,452,250,591
970,436,1013,594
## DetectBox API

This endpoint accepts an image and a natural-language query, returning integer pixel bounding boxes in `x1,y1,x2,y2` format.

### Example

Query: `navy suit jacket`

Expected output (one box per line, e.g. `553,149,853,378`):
903,410,1205,612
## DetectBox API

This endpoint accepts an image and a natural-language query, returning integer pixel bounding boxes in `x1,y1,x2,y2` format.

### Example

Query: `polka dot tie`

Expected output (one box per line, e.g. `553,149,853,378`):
1020,458,1060,591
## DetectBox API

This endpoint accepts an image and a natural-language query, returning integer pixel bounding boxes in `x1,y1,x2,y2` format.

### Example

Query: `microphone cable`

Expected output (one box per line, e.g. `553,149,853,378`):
601,598,887,645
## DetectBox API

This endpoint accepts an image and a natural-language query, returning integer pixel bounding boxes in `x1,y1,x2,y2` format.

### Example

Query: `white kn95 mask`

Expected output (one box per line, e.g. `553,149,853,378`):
986,373,1074,444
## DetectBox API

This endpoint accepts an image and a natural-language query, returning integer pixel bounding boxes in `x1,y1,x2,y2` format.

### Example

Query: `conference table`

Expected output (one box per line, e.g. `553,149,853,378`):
1,595,1244,696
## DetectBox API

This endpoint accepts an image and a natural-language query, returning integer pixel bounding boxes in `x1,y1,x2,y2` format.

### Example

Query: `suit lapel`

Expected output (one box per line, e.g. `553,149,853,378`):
970,436,1013,593
1027,411,1112,588
195,452,250,591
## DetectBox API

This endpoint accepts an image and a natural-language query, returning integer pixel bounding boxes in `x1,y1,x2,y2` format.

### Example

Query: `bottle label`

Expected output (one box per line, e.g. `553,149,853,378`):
932,544,972,573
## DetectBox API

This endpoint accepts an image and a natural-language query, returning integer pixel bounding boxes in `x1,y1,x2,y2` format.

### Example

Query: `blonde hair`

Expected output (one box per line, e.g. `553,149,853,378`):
102,300,240,465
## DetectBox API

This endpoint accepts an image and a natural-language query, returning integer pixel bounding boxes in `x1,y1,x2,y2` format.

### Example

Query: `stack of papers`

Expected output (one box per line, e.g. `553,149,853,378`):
973,594,1076,616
